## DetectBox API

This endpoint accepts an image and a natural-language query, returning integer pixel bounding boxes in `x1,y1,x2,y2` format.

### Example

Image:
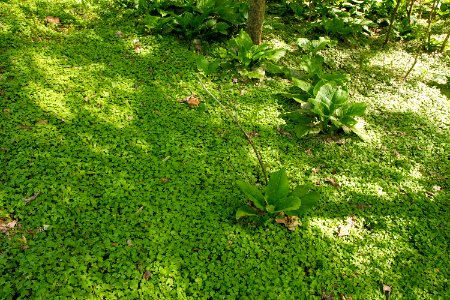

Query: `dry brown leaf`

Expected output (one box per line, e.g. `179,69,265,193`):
246,131,259,139
192,39,202,53
275,215,300,231
17,124,32,130
186,96,200,107
143,270,151,281
23,191,41,204
383,285,392,292
306,149,313,156
134,45,142,53
160,177,170,184
432,185,442,191
0,219,17,233
337,216,356,237
46,16,60,24
426,191,435,198
36,120,48,125
312,168,320,173
325,177,339,188
115,31,124,38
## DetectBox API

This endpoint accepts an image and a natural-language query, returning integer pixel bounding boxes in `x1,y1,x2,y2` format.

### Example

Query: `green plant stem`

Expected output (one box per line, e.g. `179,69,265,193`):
440,30,449,53
407,0,416,24
196,75,268,185
404,50,420,80
426,0,439,45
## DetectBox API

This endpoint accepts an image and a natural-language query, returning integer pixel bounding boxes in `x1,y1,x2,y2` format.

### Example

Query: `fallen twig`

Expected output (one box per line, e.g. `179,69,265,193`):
23,191,41,204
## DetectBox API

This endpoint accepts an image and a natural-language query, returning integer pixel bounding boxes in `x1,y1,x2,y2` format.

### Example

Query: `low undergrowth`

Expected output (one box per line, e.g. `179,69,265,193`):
0,0,449,299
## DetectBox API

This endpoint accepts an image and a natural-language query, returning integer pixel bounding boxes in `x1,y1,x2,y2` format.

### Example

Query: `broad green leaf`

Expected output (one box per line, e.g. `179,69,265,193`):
297,38,312,52
291,185,312,198
312,79,328,97
330,116,344,128
266,169,290,206
196,56,209,73
344,103,367,116
319,72,349,84
236,205,259,219
144,15,162,29
214,22,229,35
309,98,327,117
273,196,301,212
281,111,303,123
300,55,324,75
236,181,266,210
315,82,337,107
331,87,348,106
196,56,219,75
339,116,357,127
295,125,310,138
292,78,313,94
351,123,372,142
264,49,286,62
295,191,320,215
264,62,288,75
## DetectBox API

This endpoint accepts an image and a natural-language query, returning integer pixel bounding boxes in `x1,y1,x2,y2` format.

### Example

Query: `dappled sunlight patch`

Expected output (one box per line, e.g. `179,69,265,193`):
28,83,75,121
84,103,135,129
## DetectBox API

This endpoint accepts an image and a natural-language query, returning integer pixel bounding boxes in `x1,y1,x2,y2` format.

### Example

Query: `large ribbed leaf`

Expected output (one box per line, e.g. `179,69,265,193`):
265,169,290,206
236,205,259,219
273,195,301,212
296,191,320,215
236,181,266,210
316,83,337,108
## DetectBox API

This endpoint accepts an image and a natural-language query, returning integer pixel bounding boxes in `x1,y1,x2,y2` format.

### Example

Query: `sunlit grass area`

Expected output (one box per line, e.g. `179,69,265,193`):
1,0,449,299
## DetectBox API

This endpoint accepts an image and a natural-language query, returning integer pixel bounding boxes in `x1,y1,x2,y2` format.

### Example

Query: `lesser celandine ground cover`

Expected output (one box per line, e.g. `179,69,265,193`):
0,0,449,299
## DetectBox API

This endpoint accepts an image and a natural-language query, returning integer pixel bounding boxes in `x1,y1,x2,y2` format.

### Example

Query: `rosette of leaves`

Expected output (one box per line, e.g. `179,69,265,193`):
226,30,286,79
143,0,247,39
236,169,319,221
297,36,337,55
283,81,369,141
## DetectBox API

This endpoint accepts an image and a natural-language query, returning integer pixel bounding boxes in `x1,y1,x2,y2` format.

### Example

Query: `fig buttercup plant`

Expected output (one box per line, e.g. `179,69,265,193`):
236,169,319,221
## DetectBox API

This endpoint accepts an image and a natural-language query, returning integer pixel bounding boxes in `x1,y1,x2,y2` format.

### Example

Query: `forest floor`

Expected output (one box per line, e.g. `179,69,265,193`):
1,0,449,299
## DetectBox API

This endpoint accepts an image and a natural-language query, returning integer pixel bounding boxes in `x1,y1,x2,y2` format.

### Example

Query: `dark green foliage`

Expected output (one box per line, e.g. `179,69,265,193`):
227,30,286,68
281,37,348,102
140,0,247,39
283,82,368,140
1,0,449,299
236,169,319,219
196,55,220,75
196,30,286,78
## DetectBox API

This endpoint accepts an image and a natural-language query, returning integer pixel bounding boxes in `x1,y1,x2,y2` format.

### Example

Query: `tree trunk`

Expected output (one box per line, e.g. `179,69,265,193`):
247,0,266,45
